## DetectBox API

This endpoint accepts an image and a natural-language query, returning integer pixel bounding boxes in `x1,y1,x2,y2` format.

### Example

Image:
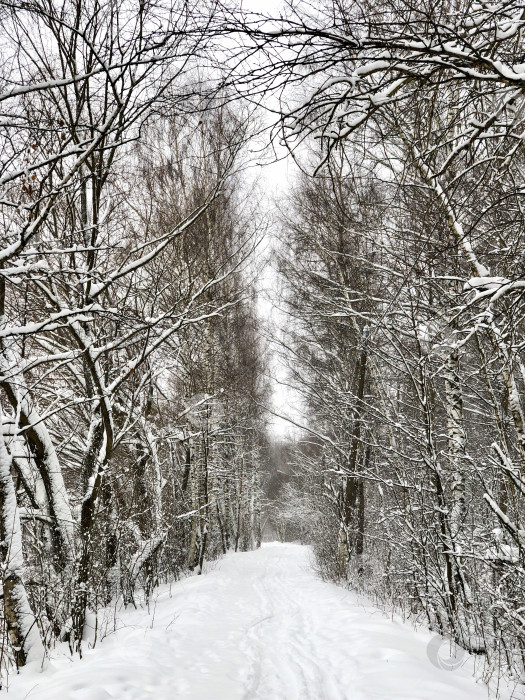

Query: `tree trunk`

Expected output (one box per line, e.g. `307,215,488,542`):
339,345,367,567
0,411,44,667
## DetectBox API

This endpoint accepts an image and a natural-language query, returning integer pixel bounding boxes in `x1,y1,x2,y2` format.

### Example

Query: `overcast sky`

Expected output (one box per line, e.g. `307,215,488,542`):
232,0,306,441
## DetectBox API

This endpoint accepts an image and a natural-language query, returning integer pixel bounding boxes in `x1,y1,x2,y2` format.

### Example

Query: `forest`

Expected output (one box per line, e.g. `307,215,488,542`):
1,0,525,697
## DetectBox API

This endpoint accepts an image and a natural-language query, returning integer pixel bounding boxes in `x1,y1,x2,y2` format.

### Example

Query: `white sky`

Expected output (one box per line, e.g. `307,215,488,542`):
253,155,305,441
238,0,307,441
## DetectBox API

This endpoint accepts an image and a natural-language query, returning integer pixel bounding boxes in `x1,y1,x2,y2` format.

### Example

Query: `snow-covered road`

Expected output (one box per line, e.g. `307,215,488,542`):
10,543,497,699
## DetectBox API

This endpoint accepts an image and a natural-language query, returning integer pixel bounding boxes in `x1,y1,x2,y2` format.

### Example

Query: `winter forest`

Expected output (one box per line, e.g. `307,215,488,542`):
1,0,525,697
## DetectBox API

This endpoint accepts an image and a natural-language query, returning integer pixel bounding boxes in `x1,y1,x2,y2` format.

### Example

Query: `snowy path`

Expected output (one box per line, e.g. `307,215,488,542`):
11,543,496,699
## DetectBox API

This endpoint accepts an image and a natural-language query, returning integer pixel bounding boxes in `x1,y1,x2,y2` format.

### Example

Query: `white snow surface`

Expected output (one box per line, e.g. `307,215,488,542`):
8,543,519,699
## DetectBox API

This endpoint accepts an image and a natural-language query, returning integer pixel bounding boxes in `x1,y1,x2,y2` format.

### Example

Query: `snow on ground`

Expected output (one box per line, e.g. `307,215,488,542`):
7,543,520,699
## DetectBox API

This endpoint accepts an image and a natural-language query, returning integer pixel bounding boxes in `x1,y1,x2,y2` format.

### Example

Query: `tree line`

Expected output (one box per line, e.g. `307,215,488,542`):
250,0,525,688
0,0,269,672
